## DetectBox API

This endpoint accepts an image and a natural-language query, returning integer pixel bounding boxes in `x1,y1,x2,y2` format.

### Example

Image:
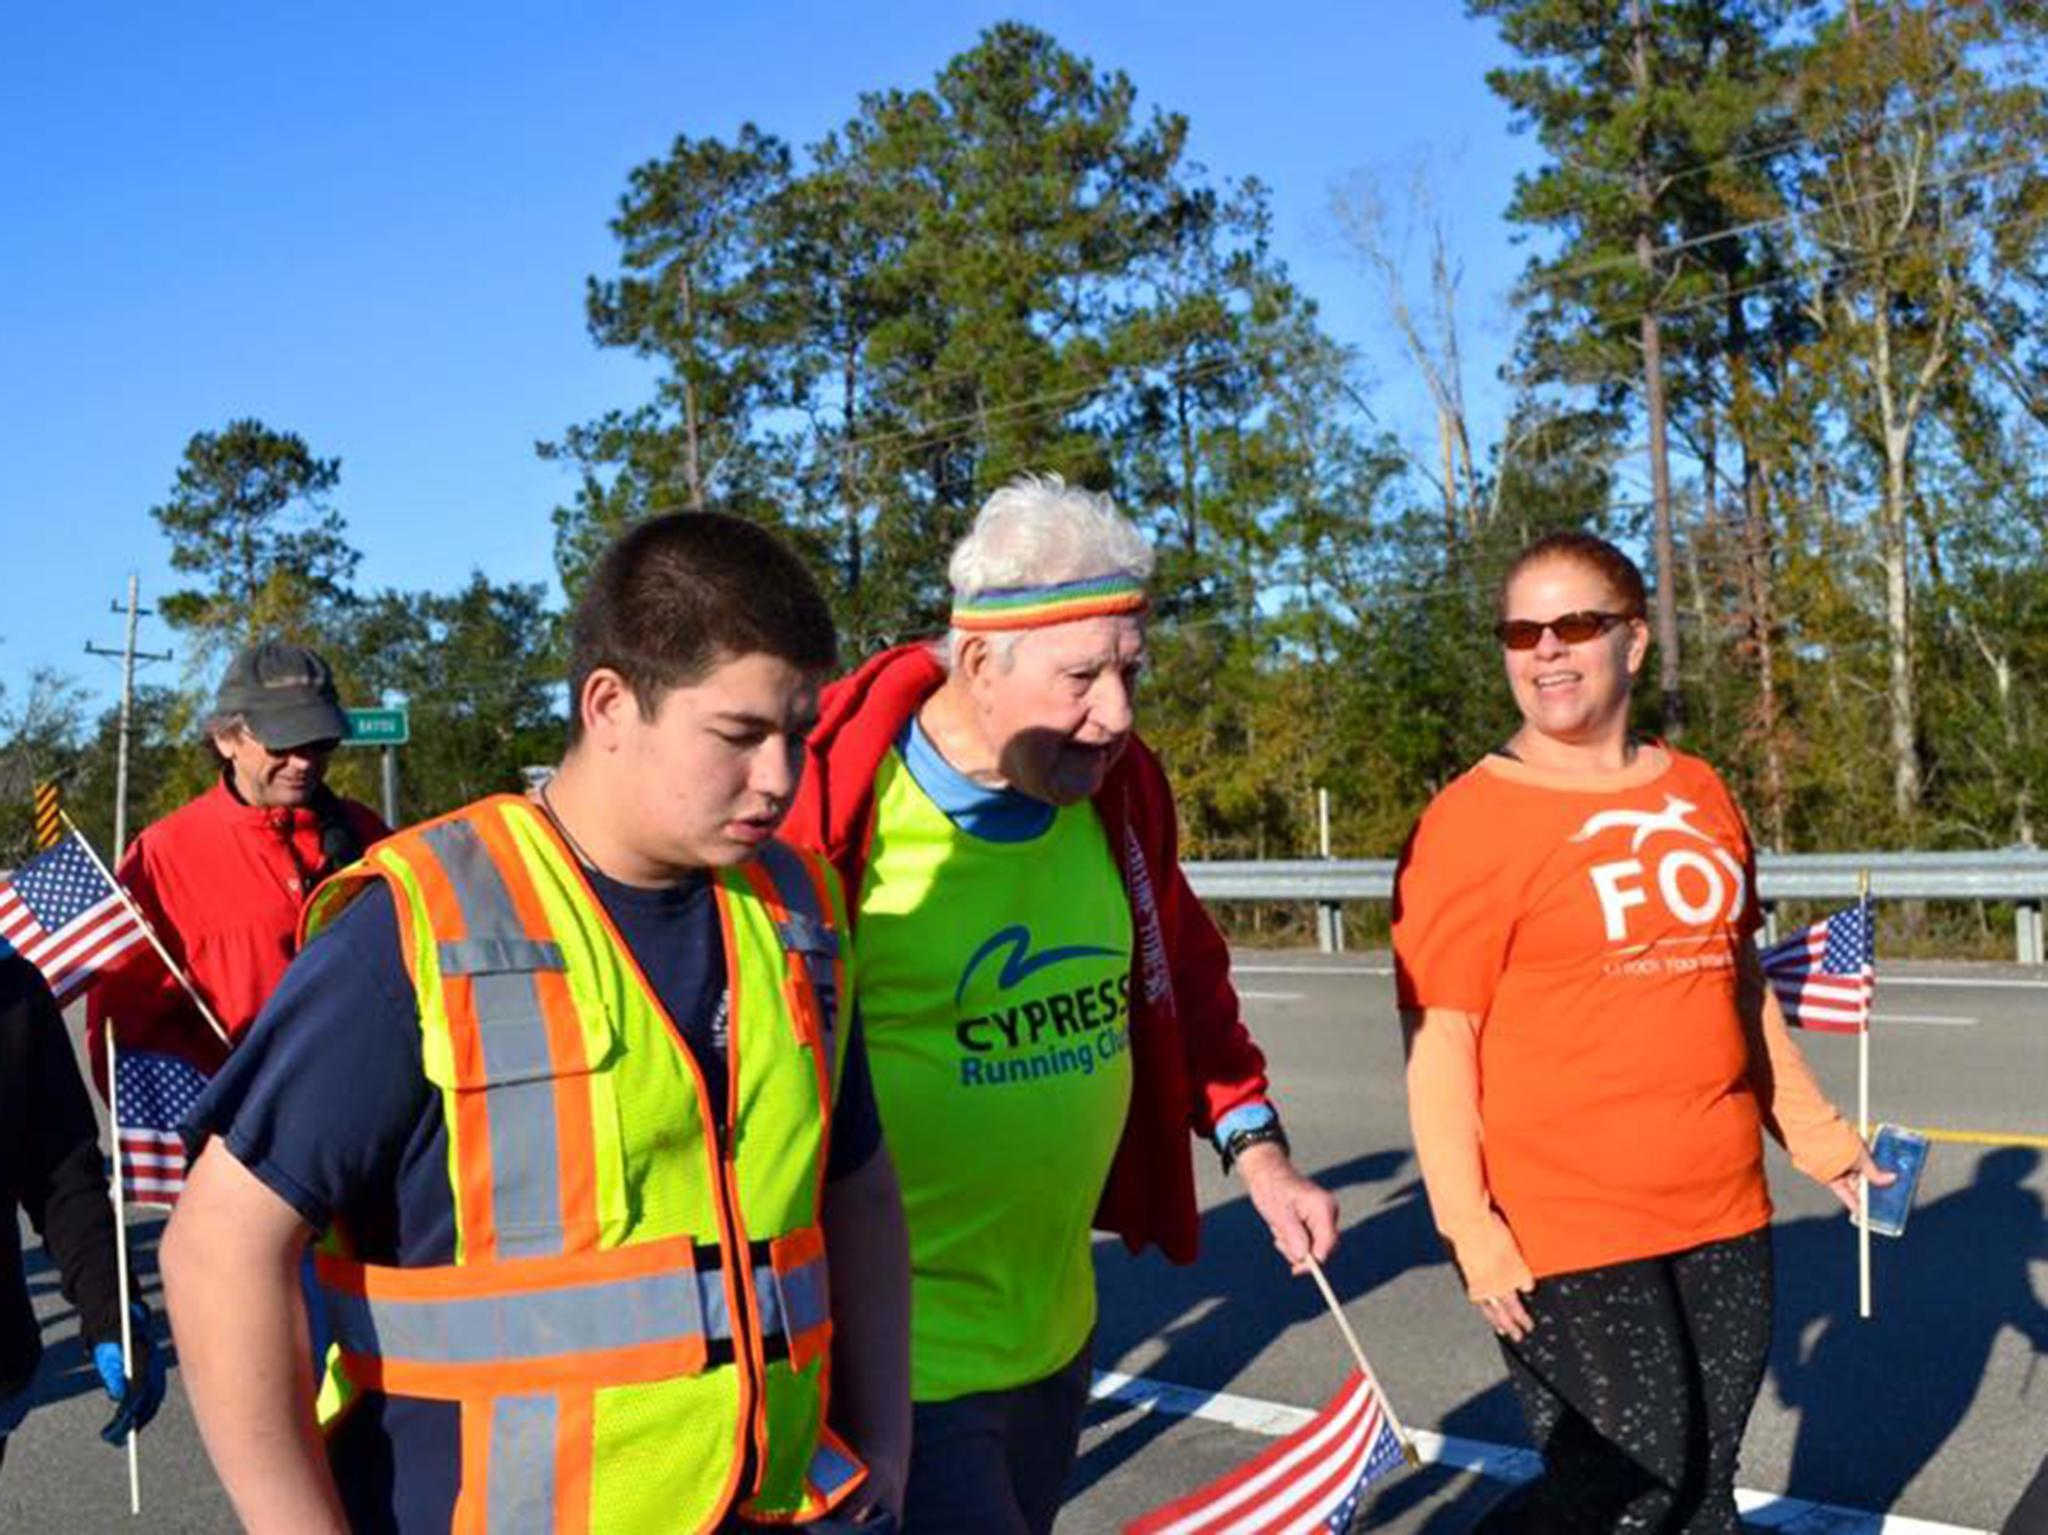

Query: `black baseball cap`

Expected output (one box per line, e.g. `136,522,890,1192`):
214,641,348,751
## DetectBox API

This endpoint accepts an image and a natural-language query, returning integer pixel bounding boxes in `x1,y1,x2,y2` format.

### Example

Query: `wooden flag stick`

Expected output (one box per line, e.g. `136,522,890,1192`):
104,1026,142,1515
1858,872,1873,1322
60,812,231,1049
1303,1254,1421,1466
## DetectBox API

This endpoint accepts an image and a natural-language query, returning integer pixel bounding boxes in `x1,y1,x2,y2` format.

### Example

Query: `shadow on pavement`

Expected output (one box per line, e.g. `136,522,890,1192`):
1073,1149,1435,1500
1768,1146,2048,1515
21,1213,170,1411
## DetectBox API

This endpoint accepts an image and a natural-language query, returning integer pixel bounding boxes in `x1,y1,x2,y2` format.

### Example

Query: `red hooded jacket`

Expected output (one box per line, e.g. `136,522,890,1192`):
86,780,387,1094
784,642,1270,1263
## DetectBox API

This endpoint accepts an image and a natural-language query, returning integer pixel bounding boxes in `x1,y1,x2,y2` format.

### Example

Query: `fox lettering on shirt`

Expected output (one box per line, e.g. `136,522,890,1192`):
1574,796,1749,943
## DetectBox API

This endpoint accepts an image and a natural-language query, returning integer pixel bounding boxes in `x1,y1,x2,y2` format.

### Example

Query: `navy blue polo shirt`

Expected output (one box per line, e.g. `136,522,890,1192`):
183,862,881,1534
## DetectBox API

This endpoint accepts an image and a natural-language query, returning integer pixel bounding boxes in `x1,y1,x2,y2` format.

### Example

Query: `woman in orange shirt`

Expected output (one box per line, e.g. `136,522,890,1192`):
1392,531,1887,1532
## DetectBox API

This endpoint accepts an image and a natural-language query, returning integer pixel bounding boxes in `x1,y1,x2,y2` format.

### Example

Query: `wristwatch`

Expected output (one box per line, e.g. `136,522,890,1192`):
1217,1105,1290,1174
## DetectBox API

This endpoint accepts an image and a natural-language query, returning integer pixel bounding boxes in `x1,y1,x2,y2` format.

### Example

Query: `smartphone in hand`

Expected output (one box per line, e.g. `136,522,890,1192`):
1862,1124,1930,1237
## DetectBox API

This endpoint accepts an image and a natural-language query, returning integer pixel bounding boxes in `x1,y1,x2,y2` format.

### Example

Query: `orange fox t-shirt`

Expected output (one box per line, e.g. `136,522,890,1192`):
1393,749,1772,1279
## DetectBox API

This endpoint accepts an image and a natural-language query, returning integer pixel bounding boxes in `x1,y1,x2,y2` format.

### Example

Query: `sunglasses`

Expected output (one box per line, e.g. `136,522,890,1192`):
1494,610,1633,650
257,737,342,759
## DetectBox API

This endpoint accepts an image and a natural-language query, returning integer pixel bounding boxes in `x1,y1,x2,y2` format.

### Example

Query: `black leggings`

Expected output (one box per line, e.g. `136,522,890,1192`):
1480,1228,1773,1534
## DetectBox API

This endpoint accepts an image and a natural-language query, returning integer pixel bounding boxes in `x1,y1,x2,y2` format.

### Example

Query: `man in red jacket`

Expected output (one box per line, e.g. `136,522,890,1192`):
88,641,388,1088
785,473,1337,1534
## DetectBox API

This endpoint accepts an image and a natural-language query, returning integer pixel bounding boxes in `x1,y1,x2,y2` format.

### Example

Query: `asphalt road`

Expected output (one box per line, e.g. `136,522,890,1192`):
5,954,2043,1532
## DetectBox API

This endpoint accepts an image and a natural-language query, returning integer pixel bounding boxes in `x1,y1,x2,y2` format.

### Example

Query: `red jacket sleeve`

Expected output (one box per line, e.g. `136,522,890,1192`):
1139,751,1271,1134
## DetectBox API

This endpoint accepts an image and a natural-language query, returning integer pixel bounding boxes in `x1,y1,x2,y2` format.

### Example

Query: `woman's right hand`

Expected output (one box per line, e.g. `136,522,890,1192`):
1475,1282,1537,1343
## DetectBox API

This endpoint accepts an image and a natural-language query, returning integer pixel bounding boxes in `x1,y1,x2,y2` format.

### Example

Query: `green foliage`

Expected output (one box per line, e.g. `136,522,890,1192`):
549,23,1378,654
151,419,357,662
0,670,91,862
341,574,565,817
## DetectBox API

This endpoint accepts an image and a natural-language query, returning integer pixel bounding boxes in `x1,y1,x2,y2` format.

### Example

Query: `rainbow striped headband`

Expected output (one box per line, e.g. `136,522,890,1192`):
950,572,1150,632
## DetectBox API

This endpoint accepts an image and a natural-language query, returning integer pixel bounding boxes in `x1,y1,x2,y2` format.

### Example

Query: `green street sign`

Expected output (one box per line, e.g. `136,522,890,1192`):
343,706,410,747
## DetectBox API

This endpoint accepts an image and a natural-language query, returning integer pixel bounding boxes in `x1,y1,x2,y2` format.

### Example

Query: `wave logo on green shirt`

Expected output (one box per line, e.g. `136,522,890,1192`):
953,924,1120,1002
952,924,1132,1085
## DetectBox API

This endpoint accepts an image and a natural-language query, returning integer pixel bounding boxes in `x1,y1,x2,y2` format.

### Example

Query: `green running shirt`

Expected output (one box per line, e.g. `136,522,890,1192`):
857,745,1134,1401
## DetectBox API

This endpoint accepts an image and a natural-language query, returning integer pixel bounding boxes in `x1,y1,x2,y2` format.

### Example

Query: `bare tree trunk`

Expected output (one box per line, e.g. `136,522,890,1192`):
1878,443,1920,819
1438,410,1459,552
1967,626,2038,846
1632,0,1683,735
1329,164,1474,544
840,338,863,595
1743,458,1789,851
677,268,706,512
1866,261,1953,821
1176,378,1199,558
1691,402,1721,744
1720,303,1792,849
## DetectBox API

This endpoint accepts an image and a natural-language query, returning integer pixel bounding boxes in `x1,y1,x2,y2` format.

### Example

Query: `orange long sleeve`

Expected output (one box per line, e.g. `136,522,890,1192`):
1401,1006,1533,1301
1740,949,1867,1182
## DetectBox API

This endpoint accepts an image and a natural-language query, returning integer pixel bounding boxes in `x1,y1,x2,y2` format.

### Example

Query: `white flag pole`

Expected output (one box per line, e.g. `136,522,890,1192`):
1858,874,1873,1322
104,1026,142,1514
59,811,232,1049
1303,1254,1421,1467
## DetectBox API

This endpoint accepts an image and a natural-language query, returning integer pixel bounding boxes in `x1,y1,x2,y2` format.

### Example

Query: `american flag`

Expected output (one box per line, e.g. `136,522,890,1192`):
1127,1370,1410,1535
1760,899,1875,1034
0,833,148,1003
113,1047,208,1207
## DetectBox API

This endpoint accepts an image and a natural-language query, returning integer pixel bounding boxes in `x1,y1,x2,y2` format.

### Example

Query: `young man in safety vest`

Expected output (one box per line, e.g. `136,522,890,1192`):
163,513,911,1533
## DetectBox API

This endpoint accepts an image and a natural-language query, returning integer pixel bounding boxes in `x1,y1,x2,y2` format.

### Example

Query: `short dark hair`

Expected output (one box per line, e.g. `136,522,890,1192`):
566,513,838,743
1499,530,1648,619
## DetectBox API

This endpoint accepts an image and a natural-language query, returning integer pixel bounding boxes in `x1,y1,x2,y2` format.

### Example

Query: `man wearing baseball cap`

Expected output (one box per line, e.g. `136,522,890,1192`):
88,640,389,1086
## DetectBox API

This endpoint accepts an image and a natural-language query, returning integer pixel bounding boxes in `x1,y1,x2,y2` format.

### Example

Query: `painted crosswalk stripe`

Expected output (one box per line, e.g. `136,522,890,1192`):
1088,1370,1989,1535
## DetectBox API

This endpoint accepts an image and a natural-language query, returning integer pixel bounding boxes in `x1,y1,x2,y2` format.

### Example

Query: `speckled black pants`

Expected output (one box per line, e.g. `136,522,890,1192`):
1480,1228,1773,1534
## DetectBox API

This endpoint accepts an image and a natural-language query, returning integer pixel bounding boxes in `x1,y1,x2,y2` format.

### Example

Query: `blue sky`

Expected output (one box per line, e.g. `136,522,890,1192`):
1,3,1540,716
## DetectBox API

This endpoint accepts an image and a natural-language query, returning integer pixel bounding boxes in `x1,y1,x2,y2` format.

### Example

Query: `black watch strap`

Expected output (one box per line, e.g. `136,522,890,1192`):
1220,1119,1290,1175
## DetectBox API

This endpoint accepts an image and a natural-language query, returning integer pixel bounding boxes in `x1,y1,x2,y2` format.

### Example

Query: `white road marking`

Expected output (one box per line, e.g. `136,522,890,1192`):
1882,975,2048,990
1871,1013,1978,1026
1236,990,1304,1002
1234,964,1394,977
1088,1369,1990,1535
1234,962,2048,992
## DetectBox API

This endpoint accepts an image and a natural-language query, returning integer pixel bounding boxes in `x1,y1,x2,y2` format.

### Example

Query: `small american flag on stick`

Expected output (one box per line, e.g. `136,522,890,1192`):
113,1046,209,1207
1128,1256,1414,1534
0,832,147,1003
1760,898,1875,1034
1126,1368,1409,1534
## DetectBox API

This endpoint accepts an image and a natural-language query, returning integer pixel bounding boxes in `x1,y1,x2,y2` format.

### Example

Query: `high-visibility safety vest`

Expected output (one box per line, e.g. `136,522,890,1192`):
299,794,865,1533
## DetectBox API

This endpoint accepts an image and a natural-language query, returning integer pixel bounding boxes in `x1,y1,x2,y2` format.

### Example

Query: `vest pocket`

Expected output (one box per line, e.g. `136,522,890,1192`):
428,943,622,1256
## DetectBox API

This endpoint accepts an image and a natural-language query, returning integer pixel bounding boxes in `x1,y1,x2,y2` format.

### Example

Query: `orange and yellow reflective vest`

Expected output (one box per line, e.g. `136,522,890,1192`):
299,794,865,1532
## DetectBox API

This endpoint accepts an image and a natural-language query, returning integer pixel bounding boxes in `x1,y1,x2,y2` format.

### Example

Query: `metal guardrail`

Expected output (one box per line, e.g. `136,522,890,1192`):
1184,852,2048,963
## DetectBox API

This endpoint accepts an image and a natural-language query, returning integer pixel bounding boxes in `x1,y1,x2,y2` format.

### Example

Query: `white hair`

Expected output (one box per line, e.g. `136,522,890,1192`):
943,474,1155,667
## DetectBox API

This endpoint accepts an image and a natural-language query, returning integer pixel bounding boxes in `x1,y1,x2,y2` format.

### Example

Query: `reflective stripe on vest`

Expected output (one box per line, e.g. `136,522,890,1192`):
753,839,841,1068
316,1241,830,1381
488,1395,558,1531
757,841,838,1001
301,798,864,1531
418,816,576,1261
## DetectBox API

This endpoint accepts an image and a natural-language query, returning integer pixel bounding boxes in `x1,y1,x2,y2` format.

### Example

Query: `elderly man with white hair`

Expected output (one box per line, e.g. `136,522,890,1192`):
786,474,1339,1533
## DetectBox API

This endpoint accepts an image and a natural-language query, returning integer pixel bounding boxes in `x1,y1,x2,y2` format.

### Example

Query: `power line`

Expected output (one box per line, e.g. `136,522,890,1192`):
1504,69,2029,236
1552,199,2048,334
1520,147,2043,297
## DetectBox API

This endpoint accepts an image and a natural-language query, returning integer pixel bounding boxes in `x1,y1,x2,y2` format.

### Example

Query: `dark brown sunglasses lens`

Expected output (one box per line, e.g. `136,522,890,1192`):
1549,613,1607,642
1497,621,1544,649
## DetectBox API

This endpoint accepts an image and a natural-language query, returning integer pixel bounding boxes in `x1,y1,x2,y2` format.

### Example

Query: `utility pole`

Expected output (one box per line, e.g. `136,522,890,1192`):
85,574,172,859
